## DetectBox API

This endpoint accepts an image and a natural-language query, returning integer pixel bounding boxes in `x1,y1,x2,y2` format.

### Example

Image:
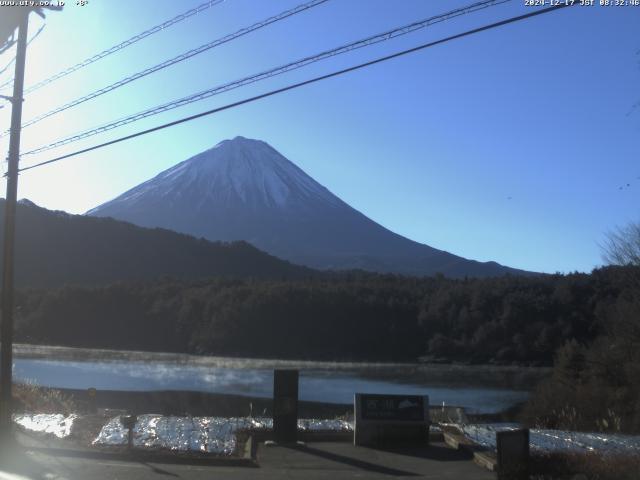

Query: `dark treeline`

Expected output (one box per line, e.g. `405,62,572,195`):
13,265,638,365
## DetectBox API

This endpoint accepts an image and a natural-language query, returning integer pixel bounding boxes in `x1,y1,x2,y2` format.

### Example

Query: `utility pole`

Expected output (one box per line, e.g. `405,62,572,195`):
0,8,29,436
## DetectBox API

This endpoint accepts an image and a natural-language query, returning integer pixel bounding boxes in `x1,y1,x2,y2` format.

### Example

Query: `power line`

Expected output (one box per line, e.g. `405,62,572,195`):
0,53,17,81
17,3,576,175
0,23,45,88
0,39,15,57
5,0,329,136
21,0,510,155
0,65,16,93
0,0,225,94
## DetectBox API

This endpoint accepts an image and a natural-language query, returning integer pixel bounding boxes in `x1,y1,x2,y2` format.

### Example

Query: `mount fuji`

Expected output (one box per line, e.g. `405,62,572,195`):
87,136,528,277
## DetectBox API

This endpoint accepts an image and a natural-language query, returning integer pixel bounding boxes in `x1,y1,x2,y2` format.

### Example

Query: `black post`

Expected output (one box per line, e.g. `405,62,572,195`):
496,428,530,480
121,415,137,450
273,369,298,444
0,9,29,434
87,387,97,414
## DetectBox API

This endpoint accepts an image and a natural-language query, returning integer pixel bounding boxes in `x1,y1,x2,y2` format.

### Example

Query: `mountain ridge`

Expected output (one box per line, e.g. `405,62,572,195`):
88,136,533,278
2,198,312,288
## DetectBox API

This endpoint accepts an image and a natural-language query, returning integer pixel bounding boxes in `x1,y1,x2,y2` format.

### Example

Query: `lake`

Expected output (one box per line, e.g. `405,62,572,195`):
12,347,542,414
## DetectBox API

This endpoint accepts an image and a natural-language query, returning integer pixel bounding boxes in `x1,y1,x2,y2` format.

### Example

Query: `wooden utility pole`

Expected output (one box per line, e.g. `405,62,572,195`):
0,8,29,435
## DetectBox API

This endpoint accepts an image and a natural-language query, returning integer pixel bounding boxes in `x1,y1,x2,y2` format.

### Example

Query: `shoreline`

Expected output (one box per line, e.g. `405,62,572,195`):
53,387,354,419
13,343,550,390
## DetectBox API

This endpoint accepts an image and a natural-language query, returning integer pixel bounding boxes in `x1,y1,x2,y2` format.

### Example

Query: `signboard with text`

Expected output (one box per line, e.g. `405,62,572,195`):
360,394,425,421
354,393,429,446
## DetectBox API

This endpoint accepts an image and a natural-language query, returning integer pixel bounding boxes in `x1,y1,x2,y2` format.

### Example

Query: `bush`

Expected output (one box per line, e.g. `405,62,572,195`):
531,452,640,480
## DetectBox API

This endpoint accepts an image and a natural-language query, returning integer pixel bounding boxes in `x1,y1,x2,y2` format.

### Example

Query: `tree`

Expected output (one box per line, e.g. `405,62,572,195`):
601,220,640,266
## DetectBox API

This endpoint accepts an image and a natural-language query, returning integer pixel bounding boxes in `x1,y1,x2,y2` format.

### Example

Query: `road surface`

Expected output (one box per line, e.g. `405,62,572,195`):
0,431,494,479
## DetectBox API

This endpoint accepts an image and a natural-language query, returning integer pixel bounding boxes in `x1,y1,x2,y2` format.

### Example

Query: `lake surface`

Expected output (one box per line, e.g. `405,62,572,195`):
13,357,530,413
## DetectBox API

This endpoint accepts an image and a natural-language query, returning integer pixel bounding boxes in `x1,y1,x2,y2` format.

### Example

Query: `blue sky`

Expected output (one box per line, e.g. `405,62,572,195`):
0,0,638,274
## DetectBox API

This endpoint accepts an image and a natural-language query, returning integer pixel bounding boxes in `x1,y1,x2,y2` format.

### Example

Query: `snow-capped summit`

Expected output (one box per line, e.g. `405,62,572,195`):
103,136,340,212
88,137,528,277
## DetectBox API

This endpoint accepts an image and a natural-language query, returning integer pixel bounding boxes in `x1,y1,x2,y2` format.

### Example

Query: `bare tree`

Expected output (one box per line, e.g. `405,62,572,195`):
602,220,640,266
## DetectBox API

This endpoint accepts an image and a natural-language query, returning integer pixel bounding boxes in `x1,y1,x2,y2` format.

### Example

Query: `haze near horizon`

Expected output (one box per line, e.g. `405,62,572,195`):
0,0,638,274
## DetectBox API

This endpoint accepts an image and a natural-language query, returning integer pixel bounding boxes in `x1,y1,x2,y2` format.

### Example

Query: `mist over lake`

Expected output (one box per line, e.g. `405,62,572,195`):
13,346,540,414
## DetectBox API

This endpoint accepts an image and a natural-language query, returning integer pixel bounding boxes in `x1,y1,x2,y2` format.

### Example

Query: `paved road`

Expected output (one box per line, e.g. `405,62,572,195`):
0,432,495,479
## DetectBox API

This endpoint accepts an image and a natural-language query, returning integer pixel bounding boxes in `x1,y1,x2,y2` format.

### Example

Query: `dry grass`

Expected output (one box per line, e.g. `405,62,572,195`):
12,382,77,414
530,451,640,480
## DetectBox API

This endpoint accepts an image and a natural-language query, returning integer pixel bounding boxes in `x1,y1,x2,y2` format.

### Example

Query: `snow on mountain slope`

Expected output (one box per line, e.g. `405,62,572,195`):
87,136,529,278
99,137,340,211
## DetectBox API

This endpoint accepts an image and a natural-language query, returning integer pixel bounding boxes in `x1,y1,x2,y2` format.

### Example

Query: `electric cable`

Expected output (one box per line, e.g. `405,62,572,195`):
5,0,329,135
0,0,226,93
17,3,576,174
20,0,511,154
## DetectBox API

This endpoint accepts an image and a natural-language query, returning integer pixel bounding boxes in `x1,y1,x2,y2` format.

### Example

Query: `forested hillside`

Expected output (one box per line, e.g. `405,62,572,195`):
1,200,311,287
14,266,637,365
